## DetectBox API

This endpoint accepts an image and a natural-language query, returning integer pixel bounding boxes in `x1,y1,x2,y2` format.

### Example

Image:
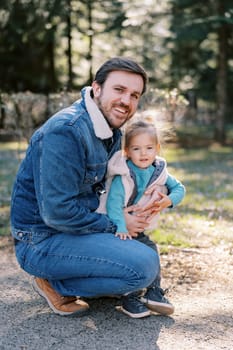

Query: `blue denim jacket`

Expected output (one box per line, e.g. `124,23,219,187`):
11,87,121,243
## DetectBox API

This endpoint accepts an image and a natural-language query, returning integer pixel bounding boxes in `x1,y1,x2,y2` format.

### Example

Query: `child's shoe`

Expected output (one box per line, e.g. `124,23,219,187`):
140,286,174,315
116,292,151,318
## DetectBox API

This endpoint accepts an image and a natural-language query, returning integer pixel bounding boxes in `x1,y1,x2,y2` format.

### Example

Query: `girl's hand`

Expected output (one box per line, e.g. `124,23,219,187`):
149,192,172,214
136,192,172,219
115,232,132,240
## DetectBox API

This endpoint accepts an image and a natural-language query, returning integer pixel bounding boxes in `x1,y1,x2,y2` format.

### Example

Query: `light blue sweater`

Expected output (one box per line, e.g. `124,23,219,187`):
106,160,185,233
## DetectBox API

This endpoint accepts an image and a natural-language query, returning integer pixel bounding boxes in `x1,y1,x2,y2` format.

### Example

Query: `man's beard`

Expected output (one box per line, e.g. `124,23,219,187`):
96,97,131,129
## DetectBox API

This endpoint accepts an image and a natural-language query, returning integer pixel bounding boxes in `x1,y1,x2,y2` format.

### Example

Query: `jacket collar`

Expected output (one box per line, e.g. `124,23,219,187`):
83,86,113,140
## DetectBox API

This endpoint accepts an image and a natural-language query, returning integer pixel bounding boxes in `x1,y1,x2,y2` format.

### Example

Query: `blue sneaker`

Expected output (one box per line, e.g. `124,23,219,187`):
117,293,151,318
140,287,174,315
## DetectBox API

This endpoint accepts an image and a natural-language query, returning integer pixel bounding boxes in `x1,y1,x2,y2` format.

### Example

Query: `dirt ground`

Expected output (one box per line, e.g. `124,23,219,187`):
158,244,233,349
1,236,233,350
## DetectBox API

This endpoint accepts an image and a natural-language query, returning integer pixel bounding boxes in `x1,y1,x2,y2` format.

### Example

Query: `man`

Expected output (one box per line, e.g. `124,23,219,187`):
11,57,162,317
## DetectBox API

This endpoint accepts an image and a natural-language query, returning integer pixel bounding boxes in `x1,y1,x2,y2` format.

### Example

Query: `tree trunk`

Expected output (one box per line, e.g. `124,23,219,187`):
87,0,94,84
214,2,228,144
47,37,57,91
66,0,73,90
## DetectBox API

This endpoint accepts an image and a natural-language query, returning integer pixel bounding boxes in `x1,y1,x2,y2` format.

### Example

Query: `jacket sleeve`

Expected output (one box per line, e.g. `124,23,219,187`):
32,124,116,235
166,174,186,207
106,175,128,233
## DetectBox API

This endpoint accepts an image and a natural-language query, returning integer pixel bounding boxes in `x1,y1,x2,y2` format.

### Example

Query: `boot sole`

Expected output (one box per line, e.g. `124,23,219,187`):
32,278,89,316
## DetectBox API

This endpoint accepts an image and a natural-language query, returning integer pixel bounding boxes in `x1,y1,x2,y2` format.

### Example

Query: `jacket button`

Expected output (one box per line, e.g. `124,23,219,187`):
18,232,23,238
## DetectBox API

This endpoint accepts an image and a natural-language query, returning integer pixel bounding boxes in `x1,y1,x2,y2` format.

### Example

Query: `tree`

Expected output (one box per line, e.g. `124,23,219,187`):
65,0,73,90
167,0,233,144
0,0,65,92
214,0,230,143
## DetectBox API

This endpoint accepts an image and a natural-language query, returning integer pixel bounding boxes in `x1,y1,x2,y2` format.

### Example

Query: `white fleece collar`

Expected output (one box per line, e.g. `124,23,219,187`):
84,86,113,139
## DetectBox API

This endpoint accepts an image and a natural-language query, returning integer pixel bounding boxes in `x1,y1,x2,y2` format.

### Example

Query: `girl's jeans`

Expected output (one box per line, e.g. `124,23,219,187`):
136,232,161,288
14,232,159,297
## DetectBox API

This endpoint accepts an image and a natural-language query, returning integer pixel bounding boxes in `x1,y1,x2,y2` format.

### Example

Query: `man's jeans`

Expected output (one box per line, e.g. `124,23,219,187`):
14,233,159,297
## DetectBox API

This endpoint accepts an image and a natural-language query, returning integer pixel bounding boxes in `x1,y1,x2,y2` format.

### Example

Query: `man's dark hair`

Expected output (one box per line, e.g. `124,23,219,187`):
94,57,148,95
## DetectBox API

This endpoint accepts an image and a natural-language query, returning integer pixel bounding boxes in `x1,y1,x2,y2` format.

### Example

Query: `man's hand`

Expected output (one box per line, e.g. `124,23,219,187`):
124,205,150,237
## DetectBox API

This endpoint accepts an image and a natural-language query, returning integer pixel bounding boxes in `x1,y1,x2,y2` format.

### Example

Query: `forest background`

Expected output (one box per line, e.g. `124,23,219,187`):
0,0,233,145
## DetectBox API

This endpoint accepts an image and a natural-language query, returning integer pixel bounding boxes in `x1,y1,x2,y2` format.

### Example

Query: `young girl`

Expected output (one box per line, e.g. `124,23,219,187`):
97,120,185,318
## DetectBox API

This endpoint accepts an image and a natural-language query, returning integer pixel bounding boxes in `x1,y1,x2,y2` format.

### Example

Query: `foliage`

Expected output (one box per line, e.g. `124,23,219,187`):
167,0,233,100
0,0,67,92
167,0,233,143
0,0,172,91
0,0,233,143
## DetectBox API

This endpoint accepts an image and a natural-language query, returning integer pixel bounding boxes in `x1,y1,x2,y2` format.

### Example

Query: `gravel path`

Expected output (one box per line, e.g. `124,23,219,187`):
1,237,233,350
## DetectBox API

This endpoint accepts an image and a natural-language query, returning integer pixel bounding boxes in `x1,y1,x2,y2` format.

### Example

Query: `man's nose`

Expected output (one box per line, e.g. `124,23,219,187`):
120,93,131,105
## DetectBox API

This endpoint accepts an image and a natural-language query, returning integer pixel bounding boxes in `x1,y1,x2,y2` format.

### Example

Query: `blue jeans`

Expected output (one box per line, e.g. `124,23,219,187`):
15,233,159,297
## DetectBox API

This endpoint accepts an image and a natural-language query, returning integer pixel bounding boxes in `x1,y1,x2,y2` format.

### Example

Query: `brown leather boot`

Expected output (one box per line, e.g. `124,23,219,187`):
32,277,89,316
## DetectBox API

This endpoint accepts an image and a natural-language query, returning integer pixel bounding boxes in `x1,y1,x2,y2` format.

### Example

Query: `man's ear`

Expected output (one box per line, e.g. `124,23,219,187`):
92,81,101,98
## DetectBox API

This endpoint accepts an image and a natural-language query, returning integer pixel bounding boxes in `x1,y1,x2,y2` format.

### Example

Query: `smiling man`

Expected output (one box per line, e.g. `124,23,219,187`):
11,57,160,317
92,70,143,128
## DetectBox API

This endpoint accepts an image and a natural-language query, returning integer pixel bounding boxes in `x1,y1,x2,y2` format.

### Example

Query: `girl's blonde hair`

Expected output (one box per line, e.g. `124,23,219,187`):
124,120,160,149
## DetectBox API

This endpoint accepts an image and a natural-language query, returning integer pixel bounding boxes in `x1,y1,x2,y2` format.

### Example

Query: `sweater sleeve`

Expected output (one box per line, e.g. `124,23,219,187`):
106,175,128,233
166,174,186,207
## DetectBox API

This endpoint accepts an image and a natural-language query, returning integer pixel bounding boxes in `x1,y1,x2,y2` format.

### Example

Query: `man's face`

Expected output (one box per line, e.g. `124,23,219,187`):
92,70,144,129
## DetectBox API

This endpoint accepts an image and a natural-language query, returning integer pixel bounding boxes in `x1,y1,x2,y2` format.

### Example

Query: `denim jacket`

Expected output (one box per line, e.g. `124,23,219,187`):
11,87,120,243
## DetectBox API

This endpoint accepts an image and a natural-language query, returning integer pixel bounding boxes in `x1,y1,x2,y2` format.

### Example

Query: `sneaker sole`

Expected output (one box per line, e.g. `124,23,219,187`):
140,297,174,316
32,278,89,316
115,305,151,319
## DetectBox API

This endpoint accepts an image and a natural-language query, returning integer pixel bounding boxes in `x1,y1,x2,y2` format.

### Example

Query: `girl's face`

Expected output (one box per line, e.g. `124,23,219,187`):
125,132,160,169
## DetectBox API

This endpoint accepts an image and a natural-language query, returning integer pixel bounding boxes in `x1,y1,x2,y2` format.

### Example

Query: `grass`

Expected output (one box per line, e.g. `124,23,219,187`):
150,143,233,250
1,141,233,250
